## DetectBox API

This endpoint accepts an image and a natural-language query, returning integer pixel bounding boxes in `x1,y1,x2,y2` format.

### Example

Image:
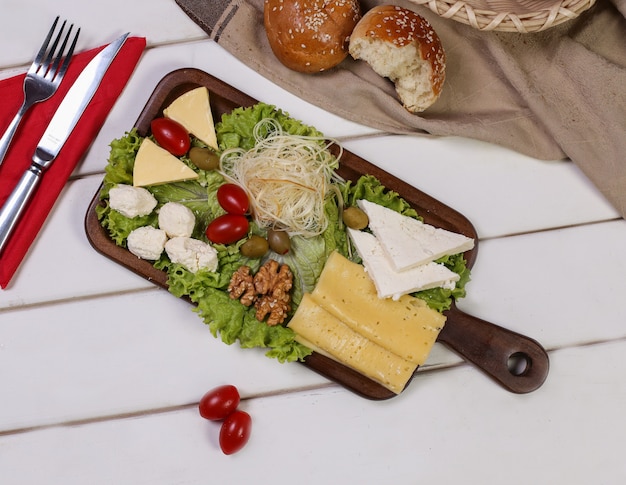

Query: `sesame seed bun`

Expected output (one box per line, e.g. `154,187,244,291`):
264,0,362,73
349,5,446,112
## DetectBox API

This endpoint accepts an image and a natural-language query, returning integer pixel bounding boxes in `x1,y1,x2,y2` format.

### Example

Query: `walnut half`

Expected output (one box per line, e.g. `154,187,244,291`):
227,260,294,326
227,265,256,306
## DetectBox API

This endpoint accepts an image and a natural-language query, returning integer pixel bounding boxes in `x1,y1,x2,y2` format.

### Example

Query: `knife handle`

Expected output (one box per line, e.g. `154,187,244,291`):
0,164,43,255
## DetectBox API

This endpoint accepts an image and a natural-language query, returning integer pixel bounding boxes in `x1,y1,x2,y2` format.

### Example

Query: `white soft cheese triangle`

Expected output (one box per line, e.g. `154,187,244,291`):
357,199,474,271
163,86,218,150
133,138,198,187
348,228,459,300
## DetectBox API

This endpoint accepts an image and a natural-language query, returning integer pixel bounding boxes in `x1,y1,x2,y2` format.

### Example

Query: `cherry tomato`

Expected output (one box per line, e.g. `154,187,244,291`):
217,183,249,215
199,385,240,421
150,117,190,156
219,410,252,455
206,214,249,244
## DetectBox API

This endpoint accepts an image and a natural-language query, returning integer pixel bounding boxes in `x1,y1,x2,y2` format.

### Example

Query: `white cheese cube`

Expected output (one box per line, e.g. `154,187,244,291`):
108,184,157,218
127,226,167,260
158,202,196,238
165,237,218,273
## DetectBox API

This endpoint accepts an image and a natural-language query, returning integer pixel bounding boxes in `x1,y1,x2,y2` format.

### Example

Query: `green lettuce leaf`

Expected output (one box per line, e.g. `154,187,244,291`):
159,254,312,362
99,207,157,247
342,174,419,219
100,128,143,192
216,103,324,151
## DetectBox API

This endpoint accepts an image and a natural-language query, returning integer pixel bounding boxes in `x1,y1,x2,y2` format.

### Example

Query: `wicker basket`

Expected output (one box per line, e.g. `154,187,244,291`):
410,0,597,32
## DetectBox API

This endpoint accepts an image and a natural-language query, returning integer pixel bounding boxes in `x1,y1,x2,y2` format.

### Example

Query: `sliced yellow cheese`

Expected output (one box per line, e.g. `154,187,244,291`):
288,294,417,394
311,251,445,365
163,86,218,150
133,138,199,187
292,334,337,362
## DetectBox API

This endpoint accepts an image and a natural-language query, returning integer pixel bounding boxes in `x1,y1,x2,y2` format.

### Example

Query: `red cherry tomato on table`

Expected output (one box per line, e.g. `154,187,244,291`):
199,385,240,421
217,183,249,215
219,410,252,455
150,117,190,156
206,214,249,244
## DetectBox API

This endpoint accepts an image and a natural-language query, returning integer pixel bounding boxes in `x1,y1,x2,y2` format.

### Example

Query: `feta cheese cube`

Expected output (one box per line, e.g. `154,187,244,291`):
109,184,157,218
127,226,167,260
158,202,196,238
165,237,218,273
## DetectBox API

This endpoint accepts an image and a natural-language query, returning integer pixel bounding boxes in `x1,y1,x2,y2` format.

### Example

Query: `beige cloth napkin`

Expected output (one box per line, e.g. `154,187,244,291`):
176,0,626,218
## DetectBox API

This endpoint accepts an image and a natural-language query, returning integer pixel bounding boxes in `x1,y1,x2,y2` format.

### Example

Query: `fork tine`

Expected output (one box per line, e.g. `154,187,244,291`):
54,27,81,84
46,23,78,83
39,19,68,76
47,24,72,77
30,16,60,72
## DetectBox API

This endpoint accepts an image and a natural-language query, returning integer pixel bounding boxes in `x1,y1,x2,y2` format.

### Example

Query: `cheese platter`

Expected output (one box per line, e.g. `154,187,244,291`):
85,68,549,399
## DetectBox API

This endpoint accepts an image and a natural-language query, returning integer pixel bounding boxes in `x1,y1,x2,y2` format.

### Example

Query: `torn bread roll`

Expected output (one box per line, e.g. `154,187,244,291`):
349,5,446,112
264,0,361,73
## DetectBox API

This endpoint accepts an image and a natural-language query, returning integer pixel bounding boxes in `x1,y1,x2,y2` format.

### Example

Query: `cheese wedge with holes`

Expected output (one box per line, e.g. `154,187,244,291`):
357,199,474,271
163,86,218,150
288,294,417,394
348,228,459,300
133,138,198,187
310,251,445,365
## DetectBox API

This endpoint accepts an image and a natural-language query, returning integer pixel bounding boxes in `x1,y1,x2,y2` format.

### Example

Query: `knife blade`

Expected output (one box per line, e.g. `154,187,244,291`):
0,32,129,256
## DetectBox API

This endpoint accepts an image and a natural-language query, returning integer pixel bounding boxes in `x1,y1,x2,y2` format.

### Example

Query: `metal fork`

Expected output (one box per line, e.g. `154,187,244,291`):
0,16,80,166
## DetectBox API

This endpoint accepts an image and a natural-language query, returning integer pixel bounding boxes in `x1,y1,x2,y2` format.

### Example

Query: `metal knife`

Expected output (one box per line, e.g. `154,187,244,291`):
0,32,129,255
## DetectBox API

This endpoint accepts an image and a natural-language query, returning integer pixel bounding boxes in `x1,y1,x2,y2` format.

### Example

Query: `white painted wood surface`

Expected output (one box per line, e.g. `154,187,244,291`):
1,1,624,483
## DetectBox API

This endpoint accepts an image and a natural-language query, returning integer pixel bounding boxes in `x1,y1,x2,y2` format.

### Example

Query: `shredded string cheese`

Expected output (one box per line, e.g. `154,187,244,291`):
219,119,342,237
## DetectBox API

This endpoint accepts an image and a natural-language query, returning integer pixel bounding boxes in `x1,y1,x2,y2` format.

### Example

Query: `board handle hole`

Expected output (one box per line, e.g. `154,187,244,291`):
507,352,531,376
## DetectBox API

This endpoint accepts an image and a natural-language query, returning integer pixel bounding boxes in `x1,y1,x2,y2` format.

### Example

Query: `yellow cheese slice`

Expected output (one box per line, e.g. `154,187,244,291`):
133,138,199,187
163,86,218,150
311,251,445,365
288,294,417,394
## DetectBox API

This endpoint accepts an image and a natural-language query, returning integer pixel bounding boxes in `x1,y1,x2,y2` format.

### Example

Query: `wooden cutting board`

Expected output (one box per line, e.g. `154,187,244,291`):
85,68,549,399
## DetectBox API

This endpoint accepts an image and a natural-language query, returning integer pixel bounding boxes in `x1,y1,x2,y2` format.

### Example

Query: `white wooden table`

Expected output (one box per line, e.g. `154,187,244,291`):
1,2,625,483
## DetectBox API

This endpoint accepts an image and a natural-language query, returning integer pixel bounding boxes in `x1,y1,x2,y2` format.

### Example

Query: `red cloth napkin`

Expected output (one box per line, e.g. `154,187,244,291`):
0,36,146,288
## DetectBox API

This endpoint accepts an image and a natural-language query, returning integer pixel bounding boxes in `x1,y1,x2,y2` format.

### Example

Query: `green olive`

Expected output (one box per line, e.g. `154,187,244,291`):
240,235,269,258
342,206,369,230
267,229,291,255
188,146,220,171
